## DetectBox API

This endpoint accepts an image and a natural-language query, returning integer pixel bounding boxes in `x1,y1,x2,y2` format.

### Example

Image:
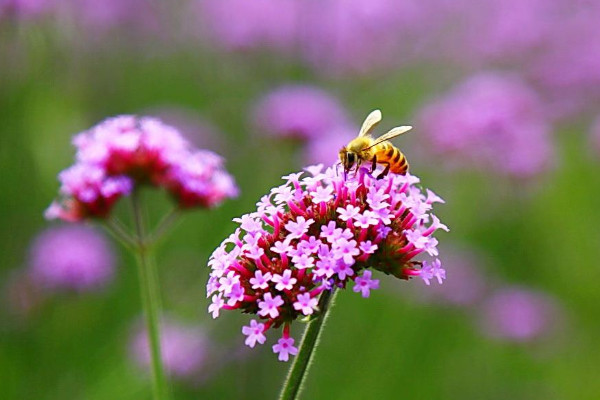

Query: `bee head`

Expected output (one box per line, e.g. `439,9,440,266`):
339,147,357,174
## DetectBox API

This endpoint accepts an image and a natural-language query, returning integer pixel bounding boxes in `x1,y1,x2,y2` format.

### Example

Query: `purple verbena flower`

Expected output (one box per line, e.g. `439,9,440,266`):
46,115,238,221
207,164,447,360
417,72,554,178
353,270,380,298
272,334,298,362
251,85,350,141
28,225,115,292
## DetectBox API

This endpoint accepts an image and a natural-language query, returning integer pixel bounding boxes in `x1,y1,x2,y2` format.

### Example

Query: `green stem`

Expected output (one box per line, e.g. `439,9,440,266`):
148,208,180,245
131,191,169,400
278,289,338,400
104,217,136,250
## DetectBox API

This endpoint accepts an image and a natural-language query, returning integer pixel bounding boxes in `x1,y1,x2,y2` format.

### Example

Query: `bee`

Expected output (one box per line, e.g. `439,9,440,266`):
339,109,412,178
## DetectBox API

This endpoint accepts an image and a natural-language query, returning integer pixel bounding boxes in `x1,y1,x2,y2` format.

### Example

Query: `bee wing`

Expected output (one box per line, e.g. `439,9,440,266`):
374,126,412,142
358,109,383,137
366,126,413,149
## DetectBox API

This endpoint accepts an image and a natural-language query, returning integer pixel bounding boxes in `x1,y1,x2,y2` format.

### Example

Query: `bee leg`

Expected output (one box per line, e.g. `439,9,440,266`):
377,162,391,179
370,155,378,173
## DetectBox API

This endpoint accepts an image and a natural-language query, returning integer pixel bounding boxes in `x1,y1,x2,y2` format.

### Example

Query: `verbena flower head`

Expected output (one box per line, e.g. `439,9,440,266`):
207,164,448,361
46,115,238,221
28,225,115,292
252,85,350,141
130,319,210,380
417,72,554,178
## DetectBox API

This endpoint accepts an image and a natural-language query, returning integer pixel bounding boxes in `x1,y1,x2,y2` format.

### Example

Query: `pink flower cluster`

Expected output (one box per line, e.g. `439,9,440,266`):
417,73,554,178
251,85,350,141
207,164,447,361
46,115,238,222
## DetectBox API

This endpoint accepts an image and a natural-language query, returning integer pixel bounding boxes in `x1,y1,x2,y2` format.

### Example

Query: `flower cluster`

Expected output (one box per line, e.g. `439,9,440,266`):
207,164,447,361
46,115,238,222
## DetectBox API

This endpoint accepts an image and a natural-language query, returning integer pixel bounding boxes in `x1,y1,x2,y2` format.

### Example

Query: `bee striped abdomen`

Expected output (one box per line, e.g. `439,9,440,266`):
374,142,408,175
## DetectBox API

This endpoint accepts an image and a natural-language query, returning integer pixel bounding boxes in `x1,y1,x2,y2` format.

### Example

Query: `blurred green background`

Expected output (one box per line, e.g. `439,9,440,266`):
2,1,600,399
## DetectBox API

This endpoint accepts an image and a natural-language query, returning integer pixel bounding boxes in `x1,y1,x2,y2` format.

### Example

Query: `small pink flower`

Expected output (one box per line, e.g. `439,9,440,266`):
272,337,298,362
242,320,267,348
353,270,380,298
293,293,318,315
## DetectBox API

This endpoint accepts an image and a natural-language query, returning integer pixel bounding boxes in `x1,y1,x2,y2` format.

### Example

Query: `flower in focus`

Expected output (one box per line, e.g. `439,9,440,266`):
477,286,561,342
130,319,211,381
46,115,238,222
207,164,448,360
252,85,350,142
28,225,115,292
417,72,554,178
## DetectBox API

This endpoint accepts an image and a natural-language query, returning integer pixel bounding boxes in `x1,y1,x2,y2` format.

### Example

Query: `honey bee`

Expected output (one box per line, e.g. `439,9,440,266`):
339,109,412,178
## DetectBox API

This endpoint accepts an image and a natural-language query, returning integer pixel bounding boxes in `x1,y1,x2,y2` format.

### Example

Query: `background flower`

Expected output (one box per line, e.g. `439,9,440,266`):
46,115,238,221
28,225,115,292
129,319,212,381
477,286,562,342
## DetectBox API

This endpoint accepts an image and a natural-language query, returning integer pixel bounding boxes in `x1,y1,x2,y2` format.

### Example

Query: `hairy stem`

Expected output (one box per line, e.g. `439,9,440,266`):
278,289,338,400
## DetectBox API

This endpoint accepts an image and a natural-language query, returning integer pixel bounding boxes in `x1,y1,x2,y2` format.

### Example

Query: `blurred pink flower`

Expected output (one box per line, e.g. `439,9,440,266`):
445,0,562,65
54,0,159,35
130,319,210,381
0,0,53,19
147,106,225,154
46,115,238,221
28,225,115,292
478,286,561,342
303,126,357,166
300,0,428,75
193,0,299,52
526,3,600,119
413,245,487,307
252,85,350,141
417,72,554,178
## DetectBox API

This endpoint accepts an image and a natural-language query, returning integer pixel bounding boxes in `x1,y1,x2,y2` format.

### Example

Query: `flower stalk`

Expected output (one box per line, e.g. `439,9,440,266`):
279,288,338,400
132,191,169,400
